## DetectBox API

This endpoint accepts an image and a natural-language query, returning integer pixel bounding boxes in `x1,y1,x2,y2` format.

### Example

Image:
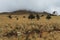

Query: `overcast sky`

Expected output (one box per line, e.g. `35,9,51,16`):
0,0,60,14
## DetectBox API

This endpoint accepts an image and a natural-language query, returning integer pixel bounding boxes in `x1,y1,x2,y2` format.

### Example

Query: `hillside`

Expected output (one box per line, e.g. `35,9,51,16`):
0,10,60,40
0,10,52,15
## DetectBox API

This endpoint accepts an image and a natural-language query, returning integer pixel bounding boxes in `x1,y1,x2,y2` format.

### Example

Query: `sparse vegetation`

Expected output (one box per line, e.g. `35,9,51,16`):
16,18,18,20
23,16,26,18
36,14,40,20
28,14,35,20
3,30,17,38
41,15,44,17
8,15,12,19
0,10,60,40
46,15,51,20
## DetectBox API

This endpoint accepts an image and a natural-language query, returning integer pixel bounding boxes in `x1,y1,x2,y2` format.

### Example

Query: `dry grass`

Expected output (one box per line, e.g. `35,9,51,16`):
0,13,60,40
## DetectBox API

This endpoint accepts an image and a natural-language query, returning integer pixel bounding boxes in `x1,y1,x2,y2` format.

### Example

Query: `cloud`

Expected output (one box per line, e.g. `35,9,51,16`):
0,0,60,14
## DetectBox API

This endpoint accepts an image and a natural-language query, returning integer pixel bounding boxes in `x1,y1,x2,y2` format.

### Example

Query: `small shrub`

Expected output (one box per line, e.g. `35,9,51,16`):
28,14,35,20
23,16,26,18
41,15,44,17
46,15,51,20
32,29,40,34
16,18,18,20
36,14,40,20
3,30,17,38
8,15,12,19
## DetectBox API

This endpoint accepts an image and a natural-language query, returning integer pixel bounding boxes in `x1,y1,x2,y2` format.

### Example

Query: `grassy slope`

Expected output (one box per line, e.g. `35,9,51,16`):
0,11,60,40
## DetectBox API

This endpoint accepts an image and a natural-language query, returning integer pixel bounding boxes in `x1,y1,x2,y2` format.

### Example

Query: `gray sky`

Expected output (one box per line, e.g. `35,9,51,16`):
0,0,60,14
